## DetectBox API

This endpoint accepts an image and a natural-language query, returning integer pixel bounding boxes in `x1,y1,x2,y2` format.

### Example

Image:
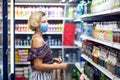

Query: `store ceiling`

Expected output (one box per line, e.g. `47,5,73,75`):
15,0,61,3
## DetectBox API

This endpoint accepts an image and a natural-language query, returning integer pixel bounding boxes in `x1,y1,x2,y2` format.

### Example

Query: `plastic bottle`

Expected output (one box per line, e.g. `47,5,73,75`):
54,7,58,17
79,0,86,15
68,7,73,18
48,7,51,17
72,69,77,80
17,7,21,18
60,23,62,32
59,7,64,18
45,7,48,17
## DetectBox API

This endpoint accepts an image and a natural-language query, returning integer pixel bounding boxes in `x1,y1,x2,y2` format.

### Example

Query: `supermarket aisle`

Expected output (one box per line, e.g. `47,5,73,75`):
5,0,120,80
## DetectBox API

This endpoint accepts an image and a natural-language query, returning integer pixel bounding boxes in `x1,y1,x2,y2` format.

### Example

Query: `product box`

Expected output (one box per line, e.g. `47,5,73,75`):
92,55,99,64
99,57,105,67
106,63,115,75
115,64,120,77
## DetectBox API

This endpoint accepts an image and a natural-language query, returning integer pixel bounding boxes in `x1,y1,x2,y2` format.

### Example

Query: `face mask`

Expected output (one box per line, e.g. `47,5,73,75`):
40,23,48,32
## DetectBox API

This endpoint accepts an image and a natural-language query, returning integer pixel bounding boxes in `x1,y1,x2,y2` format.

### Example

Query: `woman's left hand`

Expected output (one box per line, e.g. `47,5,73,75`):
53,58,62,63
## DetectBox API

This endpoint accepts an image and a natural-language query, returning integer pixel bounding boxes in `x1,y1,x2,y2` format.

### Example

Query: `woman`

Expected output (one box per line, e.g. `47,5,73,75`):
27,11,68,80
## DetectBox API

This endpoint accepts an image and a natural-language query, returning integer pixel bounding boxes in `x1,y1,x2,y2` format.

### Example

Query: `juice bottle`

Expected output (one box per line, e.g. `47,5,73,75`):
107,24,113,42
113,0,120,8
18,7,22,18
116,29,120,43
99,23,103,39
68,7,74,18
119,29,120,43
104,26,108,41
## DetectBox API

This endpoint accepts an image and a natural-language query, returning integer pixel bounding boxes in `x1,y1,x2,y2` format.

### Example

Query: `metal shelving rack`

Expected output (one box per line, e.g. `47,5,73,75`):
74,5,120,80
14,1,79,80
81,35,120,50
81,54,120,80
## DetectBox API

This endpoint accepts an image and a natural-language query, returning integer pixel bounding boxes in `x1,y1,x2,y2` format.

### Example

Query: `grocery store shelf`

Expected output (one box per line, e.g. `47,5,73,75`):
15,3,66,6
15,46,31,48
15,32,63,35
74,18,82,22
50,46,63,49
81,35,113,46
63,46,79,48
81,35,120,49
80,10,111,18
15,46,63,49
111,7,120,13
74,40,82,47
15,46,79,49
15,17,65,20
43,32,63,35
64,18,74,20
81,54,119,80
79,8,120,19
15,62,30,65
68,0,79,3
112,43,120,50
15,32,34,34
75,63,90,80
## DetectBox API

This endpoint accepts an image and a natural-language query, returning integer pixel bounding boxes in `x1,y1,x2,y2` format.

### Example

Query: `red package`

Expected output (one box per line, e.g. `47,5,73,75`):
63,23,76,46
15,76,26,80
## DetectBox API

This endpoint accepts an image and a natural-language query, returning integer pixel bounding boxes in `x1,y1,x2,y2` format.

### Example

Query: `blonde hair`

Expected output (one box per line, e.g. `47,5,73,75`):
28,11,45,31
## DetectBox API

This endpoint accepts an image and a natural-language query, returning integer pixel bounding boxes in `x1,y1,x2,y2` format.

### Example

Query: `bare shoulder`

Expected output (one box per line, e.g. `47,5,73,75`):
32,35,45,48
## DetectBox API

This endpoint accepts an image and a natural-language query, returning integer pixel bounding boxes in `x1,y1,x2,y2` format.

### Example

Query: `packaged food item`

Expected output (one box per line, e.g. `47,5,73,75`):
115,64,120,77
92,46,100,64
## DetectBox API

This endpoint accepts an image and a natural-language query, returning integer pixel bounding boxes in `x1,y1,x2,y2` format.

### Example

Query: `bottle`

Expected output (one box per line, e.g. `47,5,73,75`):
68,7,74,18
45,7,48,17
76,70,82,80
80,0,86,15
86,0,92,14
116,29,120,43
60,7,64,17
72,69,76,80
119,29,120,43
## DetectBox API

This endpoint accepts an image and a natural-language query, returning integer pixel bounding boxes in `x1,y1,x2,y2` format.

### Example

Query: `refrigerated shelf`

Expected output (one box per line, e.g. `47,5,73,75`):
79,8,120,19
81,35,120,50
15,46,63,49
15,3,66,6
15,17,65,21
74,18,82,22
81,54,120,80
63,46,79,48
74,40,82,47
15,62,30,65
15,32,63,35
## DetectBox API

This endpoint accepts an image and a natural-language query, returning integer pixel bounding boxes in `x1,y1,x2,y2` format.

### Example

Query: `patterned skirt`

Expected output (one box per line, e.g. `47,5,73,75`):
30,71,52,80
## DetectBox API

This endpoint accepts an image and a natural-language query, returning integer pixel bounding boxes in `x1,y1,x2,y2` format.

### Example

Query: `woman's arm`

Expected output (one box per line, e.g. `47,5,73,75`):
34,58,68,71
